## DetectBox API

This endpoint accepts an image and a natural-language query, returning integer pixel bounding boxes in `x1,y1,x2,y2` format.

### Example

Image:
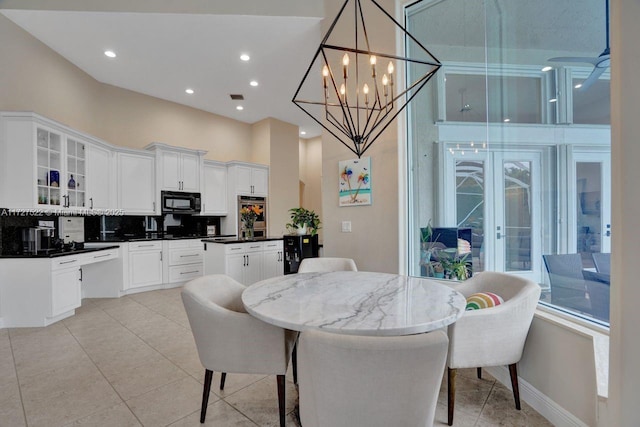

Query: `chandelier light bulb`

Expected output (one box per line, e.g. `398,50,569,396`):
370,55,377,65
322,65,330,89
387,61,394,75
340,83,346,102
363,83,369,104
342,53,350,79
370,55,377,77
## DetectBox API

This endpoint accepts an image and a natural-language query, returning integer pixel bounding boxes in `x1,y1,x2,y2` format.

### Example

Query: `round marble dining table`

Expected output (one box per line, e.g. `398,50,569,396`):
242,271,466,336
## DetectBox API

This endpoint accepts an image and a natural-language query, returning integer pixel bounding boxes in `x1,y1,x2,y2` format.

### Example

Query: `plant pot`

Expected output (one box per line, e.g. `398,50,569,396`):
296,225,308,235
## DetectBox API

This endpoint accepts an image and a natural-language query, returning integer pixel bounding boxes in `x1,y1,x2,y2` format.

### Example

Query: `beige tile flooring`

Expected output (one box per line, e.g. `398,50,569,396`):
0,287,553,427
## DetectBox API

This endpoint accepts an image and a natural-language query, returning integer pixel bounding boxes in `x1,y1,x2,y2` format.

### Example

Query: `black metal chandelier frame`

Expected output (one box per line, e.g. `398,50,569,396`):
292,0,441,158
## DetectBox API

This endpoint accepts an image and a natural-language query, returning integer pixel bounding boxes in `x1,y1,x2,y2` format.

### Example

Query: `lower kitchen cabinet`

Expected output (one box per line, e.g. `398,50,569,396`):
51,266,82,317
204,240,282,286
163,239,204,285
262,241,284,280
128,241,163,289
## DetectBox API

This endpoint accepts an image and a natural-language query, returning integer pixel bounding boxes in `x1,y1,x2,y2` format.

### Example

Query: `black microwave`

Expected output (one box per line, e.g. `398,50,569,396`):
161,191,201,214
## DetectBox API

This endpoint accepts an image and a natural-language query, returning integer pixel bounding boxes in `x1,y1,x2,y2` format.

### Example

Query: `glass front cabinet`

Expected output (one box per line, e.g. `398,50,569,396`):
0,112,108,211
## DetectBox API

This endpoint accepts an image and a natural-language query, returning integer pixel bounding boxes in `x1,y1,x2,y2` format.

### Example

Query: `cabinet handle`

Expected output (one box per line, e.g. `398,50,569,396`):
93,253,111,259
246,255,249,267
153,202,156,211
137,244,155,247
250,245,261,249
180,254,199,258
90,197,94,209
160,251,163,261
59,259,77,265
180,270,199,275
79,268,83,282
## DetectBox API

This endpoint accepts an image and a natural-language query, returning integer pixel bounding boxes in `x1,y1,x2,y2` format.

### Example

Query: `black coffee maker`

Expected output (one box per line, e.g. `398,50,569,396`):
21,227,55,254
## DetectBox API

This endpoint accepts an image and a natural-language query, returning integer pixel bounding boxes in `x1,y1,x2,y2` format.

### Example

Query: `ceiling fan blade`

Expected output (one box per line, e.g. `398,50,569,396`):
549,56,601,65
579,66,607,91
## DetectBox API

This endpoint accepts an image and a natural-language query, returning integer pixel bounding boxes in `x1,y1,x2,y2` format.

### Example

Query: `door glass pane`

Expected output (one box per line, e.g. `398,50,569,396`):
456,160,485,272
573,79,610,124
504,161,532,272
577,162,602,268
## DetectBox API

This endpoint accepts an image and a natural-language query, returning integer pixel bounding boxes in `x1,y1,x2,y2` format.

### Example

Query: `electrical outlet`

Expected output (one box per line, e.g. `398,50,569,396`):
341,221,352,233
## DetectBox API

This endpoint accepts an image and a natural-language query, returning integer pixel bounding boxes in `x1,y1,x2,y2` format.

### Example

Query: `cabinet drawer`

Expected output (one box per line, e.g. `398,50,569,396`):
169,264,204,283
84,249,118,264
129,241,163,251
167,239,204,249
169,248,203,266
52,256,82,271
225,242,263,254
263,241,283,251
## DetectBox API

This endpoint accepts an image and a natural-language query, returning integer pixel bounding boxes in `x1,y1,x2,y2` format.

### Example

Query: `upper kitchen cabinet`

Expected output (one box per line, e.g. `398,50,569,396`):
145,143,206,193
85,143,113,210
116,149,156,215
0,112,113,211
202,160,228,215
227,162,269,197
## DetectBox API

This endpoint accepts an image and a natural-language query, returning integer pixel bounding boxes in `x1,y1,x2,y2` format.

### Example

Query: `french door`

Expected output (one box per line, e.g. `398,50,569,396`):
569,150,611,266
443,147,543,282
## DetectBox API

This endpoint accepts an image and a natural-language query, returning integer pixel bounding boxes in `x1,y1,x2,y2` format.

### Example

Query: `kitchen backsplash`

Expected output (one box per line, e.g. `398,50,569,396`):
1,211,222,254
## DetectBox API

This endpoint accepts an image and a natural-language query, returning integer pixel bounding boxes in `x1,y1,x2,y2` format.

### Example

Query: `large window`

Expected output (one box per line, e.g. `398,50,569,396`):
405,0,611,326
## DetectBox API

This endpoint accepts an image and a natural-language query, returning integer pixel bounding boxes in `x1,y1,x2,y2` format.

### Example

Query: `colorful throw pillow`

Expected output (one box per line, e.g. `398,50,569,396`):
466,292,504,310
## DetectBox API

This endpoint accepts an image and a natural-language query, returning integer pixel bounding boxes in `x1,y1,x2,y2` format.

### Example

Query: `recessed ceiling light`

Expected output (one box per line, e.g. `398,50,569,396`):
250,80,259,87
300,131,307,135
185,88,194,94
240,54,250,61
503,118,511,122
236,106,244,111
549,98,558,103
574,83,583,89
541,66,552,72
104,50,116,58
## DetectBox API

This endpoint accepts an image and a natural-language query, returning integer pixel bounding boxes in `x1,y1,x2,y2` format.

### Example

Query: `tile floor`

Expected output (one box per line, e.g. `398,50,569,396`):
0,287,554,427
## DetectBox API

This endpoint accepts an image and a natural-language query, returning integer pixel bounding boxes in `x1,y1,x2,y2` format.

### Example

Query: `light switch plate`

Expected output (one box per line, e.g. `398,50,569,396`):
341,221,352,233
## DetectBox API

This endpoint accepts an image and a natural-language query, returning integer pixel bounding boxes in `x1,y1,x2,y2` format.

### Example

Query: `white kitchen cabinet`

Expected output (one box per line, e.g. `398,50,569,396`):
116,150,156,215
163,239,204,284
202,160,228,215
146,143,206,193
128,241,163,289
262,240,284,279
204,241,272,285
51,266,82,317
86,143,112,210
0,112,114,211
0,247,120,327
227,162,269,197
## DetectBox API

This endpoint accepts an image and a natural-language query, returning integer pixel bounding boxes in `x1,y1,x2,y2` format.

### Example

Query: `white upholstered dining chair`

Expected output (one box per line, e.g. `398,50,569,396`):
292,256,358,384
181,275,297,426
298,329,449,427
297,257,358,273
446,271,541,426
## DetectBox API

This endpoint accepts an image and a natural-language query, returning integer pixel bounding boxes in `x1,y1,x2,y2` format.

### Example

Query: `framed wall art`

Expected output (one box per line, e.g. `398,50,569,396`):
339,157,371,206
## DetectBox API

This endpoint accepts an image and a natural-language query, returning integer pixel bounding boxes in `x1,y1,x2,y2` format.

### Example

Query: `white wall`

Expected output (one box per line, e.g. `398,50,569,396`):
300,136,323,240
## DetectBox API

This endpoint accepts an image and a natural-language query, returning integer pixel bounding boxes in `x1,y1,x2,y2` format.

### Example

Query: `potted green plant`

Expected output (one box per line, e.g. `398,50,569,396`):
287,207,321,236
439,252,471,281
430,261,445,278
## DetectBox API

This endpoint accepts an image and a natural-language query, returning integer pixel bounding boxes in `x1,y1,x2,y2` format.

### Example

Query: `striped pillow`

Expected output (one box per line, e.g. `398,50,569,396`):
466,292,504,310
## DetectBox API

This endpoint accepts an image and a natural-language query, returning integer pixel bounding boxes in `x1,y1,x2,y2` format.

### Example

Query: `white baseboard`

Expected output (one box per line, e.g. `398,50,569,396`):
485,366,590,427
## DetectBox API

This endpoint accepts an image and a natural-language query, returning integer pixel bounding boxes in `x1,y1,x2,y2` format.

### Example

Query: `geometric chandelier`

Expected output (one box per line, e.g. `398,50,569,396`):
292,0,441,158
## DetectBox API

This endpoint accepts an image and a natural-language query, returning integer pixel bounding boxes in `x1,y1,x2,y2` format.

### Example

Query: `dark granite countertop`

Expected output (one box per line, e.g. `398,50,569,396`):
201,236,283,244
86,234,225,243
0,245,119,259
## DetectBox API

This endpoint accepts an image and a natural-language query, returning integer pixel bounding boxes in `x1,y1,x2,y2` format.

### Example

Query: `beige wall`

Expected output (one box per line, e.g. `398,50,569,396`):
0,14,252,162
300,137,323,238
320,0,399,273
250,118,299,236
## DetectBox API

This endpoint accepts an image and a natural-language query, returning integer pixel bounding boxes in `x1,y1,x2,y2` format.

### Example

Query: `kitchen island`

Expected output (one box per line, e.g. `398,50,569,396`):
202,237,284,285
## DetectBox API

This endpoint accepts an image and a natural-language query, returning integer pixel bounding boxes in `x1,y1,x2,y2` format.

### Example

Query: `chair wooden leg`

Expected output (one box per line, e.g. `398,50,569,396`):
220,372,227,390
292,343,298,384
477,367,482,379
277,374,286,427
201,369,213,423
448,368,456,426
509,363,521,410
